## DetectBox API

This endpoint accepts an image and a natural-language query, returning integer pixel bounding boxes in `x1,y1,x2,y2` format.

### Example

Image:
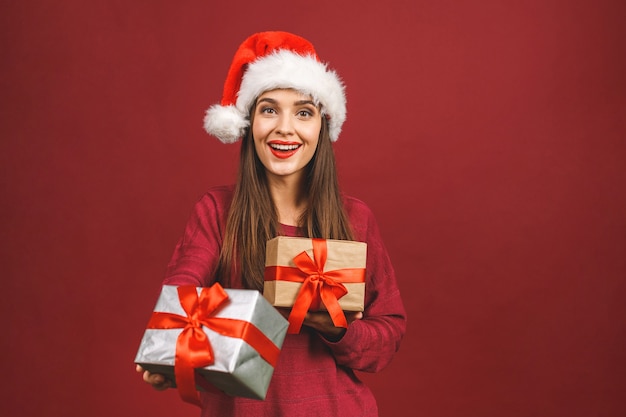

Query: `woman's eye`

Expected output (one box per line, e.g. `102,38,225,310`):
298,109,313,117
260,107,276,114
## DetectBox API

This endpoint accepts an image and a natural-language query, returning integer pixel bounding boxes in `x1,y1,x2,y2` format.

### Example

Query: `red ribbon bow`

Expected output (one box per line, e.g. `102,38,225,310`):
146,284,280,406
265,238,366,334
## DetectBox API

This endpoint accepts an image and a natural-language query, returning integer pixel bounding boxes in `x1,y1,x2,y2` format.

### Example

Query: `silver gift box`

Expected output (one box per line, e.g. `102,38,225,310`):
135,285,288,400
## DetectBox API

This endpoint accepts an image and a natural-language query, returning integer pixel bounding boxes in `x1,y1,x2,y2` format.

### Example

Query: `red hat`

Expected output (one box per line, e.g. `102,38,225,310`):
203,31,347,143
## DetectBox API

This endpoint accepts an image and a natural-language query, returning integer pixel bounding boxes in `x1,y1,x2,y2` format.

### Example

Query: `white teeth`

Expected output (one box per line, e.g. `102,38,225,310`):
270,143,300,151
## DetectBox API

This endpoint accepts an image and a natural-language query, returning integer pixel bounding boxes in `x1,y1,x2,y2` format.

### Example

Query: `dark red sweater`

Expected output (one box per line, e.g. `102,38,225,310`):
163,185,407,417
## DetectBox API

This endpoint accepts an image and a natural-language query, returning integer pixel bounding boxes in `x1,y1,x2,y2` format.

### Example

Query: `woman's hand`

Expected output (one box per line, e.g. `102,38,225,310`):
277,308,363,342
135,365,172,390
305,310,363,341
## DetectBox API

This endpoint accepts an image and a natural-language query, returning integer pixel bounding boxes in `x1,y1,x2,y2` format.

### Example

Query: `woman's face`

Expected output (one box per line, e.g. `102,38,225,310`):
252,89,322,183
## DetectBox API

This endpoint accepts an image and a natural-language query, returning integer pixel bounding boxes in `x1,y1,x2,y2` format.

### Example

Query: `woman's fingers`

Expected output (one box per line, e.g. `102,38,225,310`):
135,364,172,390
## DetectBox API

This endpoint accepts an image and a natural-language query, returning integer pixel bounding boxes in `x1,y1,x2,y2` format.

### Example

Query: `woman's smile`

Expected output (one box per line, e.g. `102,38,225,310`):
268,140,302,159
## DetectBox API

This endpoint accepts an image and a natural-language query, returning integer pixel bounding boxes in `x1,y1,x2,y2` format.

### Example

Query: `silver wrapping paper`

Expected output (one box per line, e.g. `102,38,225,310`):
135,285,288,400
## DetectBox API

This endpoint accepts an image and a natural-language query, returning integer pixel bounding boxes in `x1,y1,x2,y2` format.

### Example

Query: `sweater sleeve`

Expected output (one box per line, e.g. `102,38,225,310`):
322,198,407,373
162,187,231,287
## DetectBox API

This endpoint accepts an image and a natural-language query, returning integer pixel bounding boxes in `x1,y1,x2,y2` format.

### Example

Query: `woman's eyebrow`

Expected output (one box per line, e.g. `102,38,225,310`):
257,97,277,105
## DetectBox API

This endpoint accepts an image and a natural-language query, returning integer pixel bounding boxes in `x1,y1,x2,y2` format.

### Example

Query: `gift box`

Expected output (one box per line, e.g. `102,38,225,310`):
264,236,367,333
135,283,288,405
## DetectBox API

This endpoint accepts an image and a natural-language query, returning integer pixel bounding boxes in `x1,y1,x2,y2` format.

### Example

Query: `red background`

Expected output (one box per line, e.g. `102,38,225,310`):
2,1,625,416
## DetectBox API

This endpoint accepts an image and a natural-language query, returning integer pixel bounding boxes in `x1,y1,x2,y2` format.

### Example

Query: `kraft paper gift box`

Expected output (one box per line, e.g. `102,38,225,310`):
135,283,288,405
263,236,367,333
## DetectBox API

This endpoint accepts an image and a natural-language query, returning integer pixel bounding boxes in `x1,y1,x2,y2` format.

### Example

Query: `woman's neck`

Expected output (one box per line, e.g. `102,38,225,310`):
267,174,307,226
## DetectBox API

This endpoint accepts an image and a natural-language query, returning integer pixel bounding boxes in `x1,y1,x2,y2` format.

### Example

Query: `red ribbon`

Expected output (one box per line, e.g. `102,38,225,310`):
146,284,280,407
264,238,366,334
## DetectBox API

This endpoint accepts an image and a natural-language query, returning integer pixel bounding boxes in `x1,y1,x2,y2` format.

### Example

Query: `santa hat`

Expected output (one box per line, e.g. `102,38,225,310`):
203,31,346,144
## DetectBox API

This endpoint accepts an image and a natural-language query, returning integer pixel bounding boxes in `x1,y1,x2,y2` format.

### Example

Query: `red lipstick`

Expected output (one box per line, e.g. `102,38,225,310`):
268,141,301,159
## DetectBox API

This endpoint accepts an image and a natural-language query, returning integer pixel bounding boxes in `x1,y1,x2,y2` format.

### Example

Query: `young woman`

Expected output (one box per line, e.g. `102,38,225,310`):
137,31,406,417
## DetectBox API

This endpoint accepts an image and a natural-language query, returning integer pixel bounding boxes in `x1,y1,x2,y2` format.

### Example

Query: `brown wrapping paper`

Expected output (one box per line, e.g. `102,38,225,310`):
263,236,367,312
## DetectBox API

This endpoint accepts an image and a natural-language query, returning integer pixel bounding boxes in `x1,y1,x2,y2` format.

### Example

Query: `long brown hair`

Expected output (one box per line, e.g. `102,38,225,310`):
215,104,353,291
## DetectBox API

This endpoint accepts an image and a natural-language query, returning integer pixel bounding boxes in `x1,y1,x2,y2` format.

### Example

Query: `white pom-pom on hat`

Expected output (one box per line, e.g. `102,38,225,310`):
203,104,249,144
203,31,346,144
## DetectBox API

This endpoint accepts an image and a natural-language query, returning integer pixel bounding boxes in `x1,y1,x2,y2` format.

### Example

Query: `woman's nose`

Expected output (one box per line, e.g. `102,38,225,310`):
275,114,294,135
